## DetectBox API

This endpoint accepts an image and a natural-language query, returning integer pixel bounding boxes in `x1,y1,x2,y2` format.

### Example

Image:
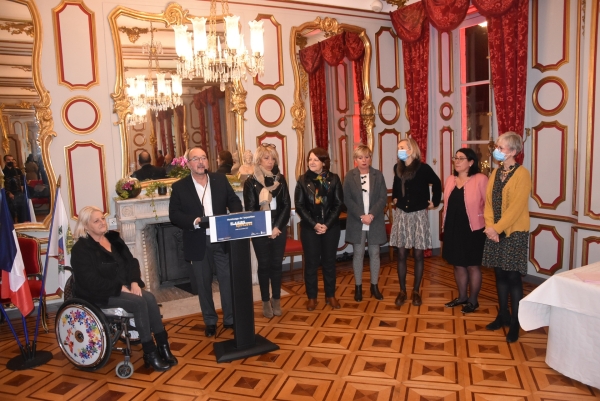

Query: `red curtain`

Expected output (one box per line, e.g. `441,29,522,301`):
299,32,366,149
424,0,470,32
206,86,225,154
479,0,528,163
157,111,168,155
175,106,185,155
193,91,208,151
345,32,367,145
391,2,430,160
165,109,174,157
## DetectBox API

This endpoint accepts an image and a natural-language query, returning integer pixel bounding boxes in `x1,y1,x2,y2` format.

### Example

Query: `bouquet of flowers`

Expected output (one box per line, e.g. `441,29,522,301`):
115,177,142,199
168,156,191,179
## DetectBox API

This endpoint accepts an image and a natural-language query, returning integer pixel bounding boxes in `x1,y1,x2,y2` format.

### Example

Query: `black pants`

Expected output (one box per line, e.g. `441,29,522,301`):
301,224,341,299
190,236,234,326
252,234,287,302
105,290,163,344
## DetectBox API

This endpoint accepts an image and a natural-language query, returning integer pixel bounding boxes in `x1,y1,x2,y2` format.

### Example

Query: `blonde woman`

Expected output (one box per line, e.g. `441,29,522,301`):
71,206,176,372
390,138,442,307
243,144,291,318
343,145,387,301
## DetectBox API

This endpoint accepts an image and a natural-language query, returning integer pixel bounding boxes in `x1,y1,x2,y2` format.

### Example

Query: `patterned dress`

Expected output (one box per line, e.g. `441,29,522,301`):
481,165,529,275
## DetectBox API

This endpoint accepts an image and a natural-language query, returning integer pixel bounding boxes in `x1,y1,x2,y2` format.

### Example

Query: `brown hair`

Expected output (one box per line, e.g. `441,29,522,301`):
307,147,331,171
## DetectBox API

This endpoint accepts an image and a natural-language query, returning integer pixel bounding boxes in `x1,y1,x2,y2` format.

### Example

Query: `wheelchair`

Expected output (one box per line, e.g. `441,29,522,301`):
55,274,140,379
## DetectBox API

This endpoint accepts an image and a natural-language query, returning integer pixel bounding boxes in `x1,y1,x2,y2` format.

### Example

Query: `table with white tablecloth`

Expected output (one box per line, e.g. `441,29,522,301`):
519,262,600,389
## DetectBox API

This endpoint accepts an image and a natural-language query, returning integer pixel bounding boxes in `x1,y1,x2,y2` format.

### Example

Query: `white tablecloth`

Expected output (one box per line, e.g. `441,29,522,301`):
519,262,600,389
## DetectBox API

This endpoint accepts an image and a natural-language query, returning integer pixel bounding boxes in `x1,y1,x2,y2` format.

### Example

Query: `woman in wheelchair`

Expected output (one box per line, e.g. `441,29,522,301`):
71,206,177,372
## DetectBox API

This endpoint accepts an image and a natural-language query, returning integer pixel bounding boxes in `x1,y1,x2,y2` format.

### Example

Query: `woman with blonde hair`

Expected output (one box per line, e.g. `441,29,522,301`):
482,132,530,343
243,143,291,318
390,138,442,307
71,206,176,372
343,145,388,301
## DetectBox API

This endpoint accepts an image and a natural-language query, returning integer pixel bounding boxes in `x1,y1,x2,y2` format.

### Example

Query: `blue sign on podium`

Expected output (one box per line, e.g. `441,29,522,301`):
209,210,272,243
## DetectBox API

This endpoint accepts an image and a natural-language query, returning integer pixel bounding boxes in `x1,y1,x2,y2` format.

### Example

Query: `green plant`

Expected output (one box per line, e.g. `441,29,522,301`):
115,178,141,199
145,182,166,220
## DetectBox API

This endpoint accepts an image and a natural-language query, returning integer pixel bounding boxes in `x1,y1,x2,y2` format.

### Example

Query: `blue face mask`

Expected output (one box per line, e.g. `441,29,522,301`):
492,149,506,162
398,149,409,161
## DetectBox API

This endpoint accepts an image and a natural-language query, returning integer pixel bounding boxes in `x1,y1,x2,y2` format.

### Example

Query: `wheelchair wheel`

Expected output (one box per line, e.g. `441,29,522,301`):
55,298,112,371
115,361,134,379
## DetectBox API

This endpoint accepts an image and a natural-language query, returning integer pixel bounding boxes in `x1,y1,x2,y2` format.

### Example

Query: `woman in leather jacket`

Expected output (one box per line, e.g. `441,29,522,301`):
294,147,344,311
243,144,291,318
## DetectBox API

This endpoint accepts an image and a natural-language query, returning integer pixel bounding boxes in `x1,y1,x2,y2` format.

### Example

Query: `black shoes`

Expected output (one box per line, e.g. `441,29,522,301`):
461,302,479,314
412,291,422,306
445,298,469,308
157,343,179,366
486,313,511,331
506,319,520,343
395,290,407,307
354,284,363,302
223,323,234,330
143,350,171,372
370,284,384,300
205,324,216,337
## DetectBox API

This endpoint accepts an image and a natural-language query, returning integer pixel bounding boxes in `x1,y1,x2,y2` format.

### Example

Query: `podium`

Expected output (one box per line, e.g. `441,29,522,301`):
208,212,280,363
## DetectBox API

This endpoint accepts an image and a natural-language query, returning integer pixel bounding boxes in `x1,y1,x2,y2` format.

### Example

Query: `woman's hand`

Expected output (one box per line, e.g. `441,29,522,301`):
427,200,435,210
314,223,327,234
360,214,374,225
484,226,500,242
130,282,142,296
392,198,397,205
271,227,282,239
121,285,131,294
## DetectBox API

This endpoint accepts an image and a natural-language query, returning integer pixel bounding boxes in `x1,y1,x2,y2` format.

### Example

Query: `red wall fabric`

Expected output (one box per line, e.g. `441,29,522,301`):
424,0,470,32
193,91,207,151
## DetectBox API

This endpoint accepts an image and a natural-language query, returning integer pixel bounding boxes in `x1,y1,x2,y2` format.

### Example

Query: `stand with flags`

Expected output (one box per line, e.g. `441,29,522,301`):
0,180,71,370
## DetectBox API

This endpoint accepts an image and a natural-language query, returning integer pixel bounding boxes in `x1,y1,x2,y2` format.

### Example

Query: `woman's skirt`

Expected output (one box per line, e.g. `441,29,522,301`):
481,231,529,275
389,208,432,250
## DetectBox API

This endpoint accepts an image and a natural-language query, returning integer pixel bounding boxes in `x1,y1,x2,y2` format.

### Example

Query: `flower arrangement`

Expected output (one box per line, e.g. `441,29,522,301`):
115,177,142,199
168,156,190,179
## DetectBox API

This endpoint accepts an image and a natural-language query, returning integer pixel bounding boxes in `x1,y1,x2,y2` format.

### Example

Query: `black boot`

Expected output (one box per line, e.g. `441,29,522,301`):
486,311,510,331
142,341,171,372
154,331,178,366
506,316,520,343
370,284,383,300
354,284,363,302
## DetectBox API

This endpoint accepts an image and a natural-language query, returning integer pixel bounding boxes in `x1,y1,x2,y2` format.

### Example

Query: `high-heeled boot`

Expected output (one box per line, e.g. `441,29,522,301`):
506,315,521,343
154,331,178,366
370,284,383,300
354,284,363,302
486,310,511,331
142,341,171,372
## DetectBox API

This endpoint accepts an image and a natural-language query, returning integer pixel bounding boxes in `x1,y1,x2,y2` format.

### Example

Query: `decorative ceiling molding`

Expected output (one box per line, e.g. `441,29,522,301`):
118,26,150,44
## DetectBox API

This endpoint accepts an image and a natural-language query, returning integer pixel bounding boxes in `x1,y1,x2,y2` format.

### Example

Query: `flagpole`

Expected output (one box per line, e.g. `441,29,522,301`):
0,304,24,348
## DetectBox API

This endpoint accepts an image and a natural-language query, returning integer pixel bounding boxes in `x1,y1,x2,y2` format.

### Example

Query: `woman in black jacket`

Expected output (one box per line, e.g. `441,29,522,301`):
243,144,291,318
294,147,344,311
390,138,442,307
71,206,176,372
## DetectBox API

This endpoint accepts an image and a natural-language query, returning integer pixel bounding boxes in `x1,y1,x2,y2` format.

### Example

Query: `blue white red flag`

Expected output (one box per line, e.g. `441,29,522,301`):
0,189,34,315
47,188,72,290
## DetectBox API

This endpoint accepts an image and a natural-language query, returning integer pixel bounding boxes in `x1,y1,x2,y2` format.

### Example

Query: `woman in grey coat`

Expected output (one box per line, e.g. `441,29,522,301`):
343,145,388,301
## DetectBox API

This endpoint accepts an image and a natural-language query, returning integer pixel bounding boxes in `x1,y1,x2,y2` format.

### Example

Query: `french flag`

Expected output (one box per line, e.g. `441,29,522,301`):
0,189,34,316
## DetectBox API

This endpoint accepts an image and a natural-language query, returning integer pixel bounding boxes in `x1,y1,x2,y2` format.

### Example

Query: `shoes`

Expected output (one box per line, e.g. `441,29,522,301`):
271,298,282,316
354,284,363,302
223,323,234,330
205,324,216,337
143,351,171,372
506,318,520,343
306,298,317,311
445,298,468,308
412,291,422,306
461,302,479,314
263,300,274,318
326,297,341,309
395,290,407,307
486,313,511,331
157,343,178,366
370,284,384,300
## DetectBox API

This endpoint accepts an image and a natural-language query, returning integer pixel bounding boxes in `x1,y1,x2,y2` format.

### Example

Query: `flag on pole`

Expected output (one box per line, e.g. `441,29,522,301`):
47,187,72,291
0,189,34,316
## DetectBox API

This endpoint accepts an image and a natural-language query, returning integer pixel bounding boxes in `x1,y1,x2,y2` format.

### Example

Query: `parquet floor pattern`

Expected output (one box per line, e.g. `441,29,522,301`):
1,255,599,400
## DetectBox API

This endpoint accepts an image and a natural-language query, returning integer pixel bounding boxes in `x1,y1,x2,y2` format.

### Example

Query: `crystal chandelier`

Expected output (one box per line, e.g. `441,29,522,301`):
171,0,264,91
126,22,183,126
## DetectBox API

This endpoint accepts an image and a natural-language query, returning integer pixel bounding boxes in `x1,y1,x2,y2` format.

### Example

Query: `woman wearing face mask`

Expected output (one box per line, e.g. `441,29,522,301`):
390,138,442,307
442,148,488,314
243,144,291,318
295,148,344,311
482,132,530,343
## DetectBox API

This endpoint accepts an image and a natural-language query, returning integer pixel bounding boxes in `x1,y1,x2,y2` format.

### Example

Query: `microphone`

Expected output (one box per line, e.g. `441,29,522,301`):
204,168,208,175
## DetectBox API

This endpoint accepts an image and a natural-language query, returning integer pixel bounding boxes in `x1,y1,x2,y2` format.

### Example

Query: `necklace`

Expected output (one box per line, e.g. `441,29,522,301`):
500,164,517,180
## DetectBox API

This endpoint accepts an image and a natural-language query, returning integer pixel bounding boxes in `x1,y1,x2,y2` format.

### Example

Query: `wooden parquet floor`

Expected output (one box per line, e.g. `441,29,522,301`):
1,255,599,400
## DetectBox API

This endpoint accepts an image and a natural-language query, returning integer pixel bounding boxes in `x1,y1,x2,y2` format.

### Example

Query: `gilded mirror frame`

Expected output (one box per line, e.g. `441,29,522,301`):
290,17,375,179
4,0,57,231
108,3,247,185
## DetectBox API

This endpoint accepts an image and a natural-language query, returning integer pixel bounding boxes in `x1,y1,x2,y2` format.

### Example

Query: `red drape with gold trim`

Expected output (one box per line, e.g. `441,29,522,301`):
193,91,208,151
175,106,184,155
391,2,430,160
424,0,469,32
345,31,367,145
206,87,225,154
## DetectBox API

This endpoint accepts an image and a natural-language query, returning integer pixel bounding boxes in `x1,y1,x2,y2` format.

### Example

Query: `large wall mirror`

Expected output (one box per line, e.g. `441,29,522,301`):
290,17,374,179
0,0,56,230
109,3,247,184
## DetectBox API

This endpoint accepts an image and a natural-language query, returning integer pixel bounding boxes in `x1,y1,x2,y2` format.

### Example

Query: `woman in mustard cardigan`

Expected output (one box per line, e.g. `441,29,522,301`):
482,132,530,343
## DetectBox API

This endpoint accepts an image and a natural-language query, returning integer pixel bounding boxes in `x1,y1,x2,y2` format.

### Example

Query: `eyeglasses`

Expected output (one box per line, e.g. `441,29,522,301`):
260,143,276,148
452,157,468,162
189,156,208,163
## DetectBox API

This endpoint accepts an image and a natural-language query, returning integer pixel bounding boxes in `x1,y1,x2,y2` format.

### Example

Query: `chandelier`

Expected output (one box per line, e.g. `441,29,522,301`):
126,22,183,126
171,0,264,91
